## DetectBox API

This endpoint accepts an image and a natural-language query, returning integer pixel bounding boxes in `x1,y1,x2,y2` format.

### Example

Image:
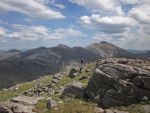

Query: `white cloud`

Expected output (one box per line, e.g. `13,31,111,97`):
0,0,65,20
69,0,124,15
5,25,85,40
80,14,137,34
129,4,150,24
91,25,150,50
0,27,6,37
70,0,150,50
49,28,86,39
53,4,65,9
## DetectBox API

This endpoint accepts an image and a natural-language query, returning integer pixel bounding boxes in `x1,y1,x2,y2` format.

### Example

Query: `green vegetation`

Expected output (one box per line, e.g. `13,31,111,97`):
35,99,96,113
34,63,97,113
0,75,52,101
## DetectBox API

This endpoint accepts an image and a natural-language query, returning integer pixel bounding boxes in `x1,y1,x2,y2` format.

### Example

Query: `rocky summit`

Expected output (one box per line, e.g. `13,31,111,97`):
85,58,150,108
0,58,150,113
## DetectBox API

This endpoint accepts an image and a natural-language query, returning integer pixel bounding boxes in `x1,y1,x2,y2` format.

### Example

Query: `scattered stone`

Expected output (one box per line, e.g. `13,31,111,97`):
52,79,59,84
53,74,61,80
58,100,63,104
47,99,57,109
85,68,91,72
94,107,104,113
14,87,19,91
54,107,58,110
47,88,54,95
79,67,83,73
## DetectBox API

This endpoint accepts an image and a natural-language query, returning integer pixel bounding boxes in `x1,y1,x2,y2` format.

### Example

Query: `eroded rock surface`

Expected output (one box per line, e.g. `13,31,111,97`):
63,82,84,98
85,58,150,108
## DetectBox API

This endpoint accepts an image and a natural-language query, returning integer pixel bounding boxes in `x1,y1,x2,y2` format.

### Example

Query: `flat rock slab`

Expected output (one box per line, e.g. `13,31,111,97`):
11,95,42,106
0,101,34,113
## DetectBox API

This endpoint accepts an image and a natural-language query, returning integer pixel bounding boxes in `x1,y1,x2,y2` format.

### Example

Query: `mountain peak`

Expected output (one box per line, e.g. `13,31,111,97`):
99,41,111,44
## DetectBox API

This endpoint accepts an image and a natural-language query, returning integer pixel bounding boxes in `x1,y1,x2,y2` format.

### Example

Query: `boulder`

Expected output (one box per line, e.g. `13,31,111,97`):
68,68,78,78
85,68,91,72
63,82,84,98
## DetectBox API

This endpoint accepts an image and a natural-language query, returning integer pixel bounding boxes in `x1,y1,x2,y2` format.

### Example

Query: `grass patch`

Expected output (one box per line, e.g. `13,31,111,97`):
0,75,52,101
35,99,95,113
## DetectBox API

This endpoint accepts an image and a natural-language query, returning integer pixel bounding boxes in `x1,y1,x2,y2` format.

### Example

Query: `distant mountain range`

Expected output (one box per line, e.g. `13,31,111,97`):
0,41,150,89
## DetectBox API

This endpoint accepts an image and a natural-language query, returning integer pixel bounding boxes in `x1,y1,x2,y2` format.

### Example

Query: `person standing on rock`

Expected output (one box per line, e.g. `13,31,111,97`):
79,57,84,73
80,57,84,67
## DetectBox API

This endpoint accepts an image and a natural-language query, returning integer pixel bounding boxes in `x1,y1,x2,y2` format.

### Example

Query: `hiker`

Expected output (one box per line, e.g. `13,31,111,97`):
80,57,84,66
79,58,84,73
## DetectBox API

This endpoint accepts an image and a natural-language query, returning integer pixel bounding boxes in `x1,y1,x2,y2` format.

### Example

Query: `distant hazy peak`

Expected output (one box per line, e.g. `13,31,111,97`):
57,44,70,49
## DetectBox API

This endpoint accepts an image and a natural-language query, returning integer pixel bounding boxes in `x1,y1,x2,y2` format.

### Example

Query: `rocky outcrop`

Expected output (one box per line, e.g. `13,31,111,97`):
85,58,150,108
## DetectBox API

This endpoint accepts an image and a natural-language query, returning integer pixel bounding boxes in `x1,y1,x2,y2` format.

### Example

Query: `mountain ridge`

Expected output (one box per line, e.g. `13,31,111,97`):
0,41,150,89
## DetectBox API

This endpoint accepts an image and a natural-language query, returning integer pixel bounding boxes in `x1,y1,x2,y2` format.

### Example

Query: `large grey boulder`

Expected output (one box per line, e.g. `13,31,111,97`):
63,82,84,98
85,58,150,108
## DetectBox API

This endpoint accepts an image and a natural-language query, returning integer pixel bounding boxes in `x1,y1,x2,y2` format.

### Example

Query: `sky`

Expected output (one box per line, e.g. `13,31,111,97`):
0,0,150,50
